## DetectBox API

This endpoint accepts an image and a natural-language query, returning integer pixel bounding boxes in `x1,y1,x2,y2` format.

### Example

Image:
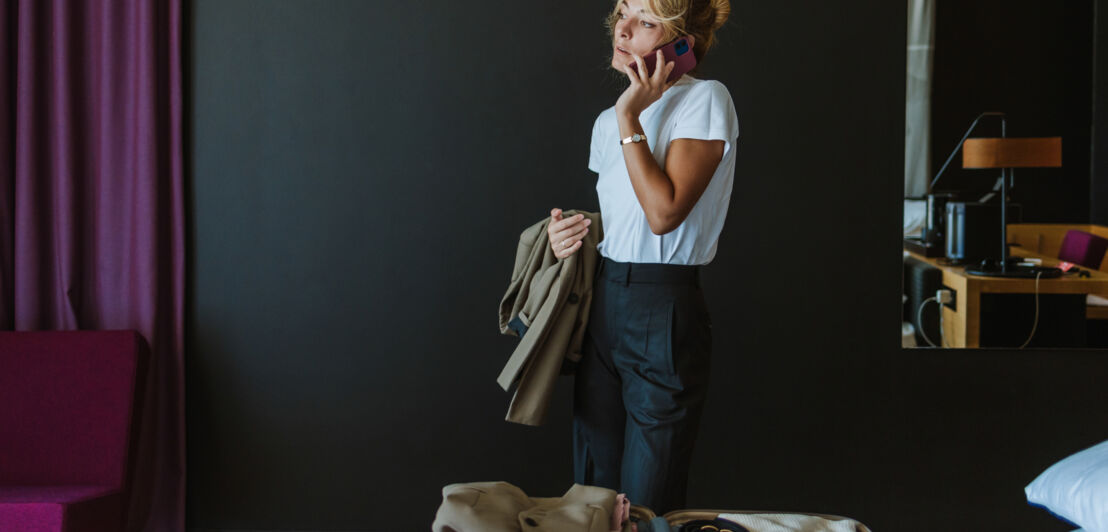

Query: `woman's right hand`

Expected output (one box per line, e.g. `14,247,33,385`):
548,208,592,259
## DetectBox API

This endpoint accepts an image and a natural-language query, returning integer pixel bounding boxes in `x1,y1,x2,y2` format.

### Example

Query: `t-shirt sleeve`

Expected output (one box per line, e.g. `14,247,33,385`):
671,80,740,147
588,112,605,174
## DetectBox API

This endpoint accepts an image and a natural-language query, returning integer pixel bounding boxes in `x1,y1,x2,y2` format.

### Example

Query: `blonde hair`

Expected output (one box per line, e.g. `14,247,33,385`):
606,0,731,64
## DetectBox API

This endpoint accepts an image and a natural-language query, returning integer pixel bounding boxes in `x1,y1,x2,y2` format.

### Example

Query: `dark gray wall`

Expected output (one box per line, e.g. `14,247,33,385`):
1096,0,1108,224
186,1,1108,531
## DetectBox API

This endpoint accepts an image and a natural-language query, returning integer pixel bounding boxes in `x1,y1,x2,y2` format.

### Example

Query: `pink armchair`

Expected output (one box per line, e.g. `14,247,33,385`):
0,331,149,532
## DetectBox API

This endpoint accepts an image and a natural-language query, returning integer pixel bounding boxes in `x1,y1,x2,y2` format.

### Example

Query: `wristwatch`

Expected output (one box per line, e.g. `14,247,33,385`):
619,132,647,146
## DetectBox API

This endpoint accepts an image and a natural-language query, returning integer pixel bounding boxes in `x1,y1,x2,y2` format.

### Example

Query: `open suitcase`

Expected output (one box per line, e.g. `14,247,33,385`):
432,481,873,532
628,505,873,532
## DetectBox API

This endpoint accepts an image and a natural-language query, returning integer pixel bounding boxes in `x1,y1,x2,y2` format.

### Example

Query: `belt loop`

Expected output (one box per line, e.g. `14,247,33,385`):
624,263,632,286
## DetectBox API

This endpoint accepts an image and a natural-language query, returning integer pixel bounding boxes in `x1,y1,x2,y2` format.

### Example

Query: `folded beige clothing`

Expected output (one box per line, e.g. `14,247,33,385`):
432,481,626,532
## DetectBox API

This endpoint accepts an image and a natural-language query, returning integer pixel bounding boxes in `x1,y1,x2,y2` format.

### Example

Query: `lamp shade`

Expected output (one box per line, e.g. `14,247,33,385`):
962,137,1062,168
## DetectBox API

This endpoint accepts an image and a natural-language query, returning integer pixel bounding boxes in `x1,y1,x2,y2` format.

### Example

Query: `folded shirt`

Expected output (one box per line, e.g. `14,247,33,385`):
432,481,620,532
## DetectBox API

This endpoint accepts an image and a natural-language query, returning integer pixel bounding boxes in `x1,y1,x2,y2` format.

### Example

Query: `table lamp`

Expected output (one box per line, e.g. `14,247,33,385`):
913,112,1006,254
961,135,1063,277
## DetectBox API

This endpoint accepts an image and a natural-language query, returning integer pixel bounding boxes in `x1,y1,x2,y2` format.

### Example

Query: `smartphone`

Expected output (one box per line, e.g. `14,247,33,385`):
628,36,696,83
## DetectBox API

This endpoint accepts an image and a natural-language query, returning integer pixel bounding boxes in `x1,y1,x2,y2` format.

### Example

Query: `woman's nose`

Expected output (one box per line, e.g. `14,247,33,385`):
615,19,630,39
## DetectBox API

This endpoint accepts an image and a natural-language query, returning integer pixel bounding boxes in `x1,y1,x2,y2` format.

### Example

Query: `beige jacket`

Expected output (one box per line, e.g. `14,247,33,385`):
497,210,603,426
432,482,621,532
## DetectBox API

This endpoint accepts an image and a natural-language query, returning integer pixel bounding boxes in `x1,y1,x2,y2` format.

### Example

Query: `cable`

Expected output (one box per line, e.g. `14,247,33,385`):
916,297,939,347
938,297,947,348
1017,271,1043,349
928,112,1006,192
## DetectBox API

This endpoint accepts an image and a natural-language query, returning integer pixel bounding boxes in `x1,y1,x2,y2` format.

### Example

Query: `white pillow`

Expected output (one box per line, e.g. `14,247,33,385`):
1026,439,1108,532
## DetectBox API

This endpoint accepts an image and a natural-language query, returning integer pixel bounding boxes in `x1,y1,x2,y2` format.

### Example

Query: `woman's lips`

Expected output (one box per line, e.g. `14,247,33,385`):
616,47,630,55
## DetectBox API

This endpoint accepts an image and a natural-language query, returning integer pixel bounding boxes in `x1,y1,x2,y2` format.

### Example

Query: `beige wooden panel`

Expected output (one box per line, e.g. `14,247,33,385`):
1006,223,1086,256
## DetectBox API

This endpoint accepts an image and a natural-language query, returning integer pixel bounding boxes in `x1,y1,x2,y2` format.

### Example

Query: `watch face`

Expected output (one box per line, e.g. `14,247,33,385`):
633,134,643,142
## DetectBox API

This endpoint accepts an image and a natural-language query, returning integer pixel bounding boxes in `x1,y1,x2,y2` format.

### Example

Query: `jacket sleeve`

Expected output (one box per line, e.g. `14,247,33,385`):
499,217,551,336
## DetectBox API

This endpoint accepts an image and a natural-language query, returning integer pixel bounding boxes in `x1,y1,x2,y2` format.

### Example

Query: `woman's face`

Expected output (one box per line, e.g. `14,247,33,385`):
611,0,668,71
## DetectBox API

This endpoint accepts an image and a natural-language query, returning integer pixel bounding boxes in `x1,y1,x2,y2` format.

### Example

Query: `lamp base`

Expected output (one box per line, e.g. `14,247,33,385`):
964,259,1063,278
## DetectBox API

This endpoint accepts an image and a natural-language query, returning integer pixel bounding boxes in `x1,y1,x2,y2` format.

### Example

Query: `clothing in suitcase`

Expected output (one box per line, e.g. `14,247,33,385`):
432,481,873,532
631,505,873,532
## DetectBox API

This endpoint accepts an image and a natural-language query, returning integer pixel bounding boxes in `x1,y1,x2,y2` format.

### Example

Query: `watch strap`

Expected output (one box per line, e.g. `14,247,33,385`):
619,132,647,146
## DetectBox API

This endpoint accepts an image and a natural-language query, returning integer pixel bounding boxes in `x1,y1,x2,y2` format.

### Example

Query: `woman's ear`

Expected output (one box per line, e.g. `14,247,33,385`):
685,35,695,48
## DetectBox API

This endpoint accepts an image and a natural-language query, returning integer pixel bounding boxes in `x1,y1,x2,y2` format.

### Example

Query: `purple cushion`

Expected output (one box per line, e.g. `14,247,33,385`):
0,485,123,532
1059,230,1108,269
0,331,147,488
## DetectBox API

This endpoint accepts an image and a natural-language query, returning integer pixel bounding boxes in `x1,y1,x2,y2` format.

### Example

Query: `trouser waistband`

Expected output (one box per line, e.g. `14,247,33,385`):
597,257,701,286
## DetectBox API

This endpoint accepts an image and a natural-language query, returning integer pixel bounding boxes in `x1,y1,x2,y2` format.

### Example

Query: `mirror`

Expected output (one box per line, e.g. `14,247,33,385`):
901,0,1108,348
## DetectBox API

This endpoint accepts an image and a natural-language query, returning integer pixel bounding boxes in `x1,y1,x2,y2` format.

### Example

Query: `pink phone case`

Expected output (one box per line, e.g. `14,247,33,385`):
628,36,697,82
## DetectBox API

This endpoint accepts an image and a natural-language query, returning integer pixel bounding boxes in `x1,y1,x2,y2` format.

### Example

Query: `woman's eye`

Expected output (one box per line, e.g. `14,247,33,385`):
642,21,654,27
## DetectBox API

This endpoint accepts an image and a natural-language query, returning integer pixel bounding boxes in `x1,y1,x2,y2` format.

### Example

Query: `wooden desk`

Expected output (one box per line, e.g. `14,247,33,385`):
905,250,1108,347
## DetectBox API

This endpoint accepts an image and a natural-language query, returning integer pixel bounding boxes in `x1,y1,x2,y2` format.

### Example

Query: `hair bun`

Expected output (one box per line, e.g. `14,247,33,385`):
708,0,730,31
685,0,729,62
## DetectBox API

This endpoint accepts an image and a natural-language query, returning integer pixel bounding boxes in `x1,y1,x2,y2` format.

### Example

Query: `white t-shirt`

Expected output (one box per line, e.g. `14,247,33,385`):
589,75,739,265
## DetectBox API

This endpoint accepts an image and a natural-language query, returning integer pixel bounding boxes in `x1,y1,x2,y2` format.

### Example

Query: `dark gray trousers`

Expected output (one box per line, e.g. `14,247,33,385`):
573,257,712,515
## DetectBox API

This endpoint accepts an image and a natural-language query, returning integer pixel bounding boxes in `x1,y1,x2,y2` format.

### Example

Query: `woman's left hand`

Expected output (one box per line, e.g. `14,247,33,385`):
615,50,676,118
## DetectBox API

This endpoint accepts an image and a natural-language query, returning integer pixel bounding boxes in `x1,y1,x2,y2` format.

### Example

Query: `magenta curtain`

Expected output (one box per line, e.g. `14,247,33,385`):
0,1,184,531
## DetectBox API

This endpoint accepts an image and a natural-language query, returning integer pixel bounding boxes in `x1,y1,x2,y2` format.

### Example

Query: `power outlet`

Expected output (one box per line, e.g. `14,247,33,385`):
936,288,954,306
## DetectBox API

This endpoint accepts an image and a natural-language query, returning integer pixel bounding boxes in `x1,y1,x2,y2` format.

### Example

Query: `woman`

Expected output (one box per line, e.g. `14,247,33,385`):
547,0,737,515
